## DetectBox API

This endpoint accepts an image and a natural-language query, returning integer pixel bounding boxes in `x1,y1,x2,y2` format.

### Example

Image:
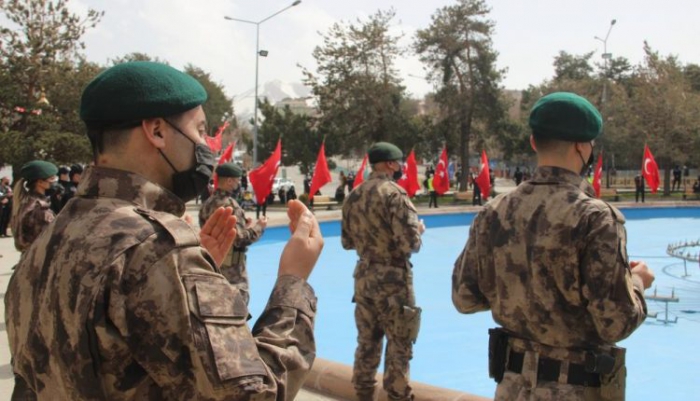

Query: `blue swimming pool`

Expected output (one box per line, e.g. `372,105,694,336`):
246,207,700,400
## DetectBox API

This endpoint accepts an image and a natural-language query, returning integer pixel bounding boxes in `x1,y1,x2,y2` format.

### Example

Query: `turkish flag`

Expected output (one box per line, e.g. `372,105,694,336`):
592,150,603,198
642,144,660,193
248,140,282,203
205,121,229,153
397,149,420,197
474,150,491,200
213,142,235,189
353,154,368,189
309,142,332,201
432,147,450,195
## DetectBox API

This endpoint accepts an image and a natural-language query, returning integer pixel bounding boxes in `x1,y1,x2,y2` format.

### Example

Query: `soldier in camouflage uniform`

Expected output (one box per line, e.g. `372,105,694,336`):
342,142,425,401
10,160,58,252
199,162,268,304
452,92,655,401
5,61,324,400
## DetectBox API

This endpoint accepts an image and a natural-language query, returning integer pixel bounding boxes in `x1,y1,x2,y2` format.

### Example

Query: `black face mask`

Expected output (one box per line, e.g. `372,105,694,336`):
160,120,215,203
45,181,63,198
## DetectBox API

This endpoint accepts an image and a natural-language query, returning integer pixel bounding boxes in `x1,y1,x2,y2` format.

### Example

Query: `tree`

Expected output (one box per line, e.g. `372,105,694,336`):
254,99,328,175
0,0,103,173
553,51,594,82
521,44,700,193
415,0,507,190
626,42,700,194
111,52,168,65
302,9,412,155
184,65,236,136
684,63,700,93
0,0,102,128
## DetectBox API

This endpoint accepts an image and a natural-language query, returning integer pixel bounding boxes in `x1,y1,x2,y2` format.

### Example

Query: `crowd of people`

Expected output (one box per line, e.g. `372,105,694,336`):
0,60,681,401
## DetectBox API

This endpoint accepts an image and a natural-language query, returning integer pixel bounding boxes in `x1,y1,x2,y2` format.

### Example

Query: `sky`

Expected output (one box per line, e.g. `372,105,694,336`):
64,0,700,113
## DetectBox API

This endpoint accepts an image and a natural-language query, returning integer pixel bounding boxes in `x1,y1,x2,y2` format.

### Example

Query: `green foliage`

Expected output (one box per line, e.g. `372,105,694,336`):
110,52,169,65
553,51,594,81
414,0,508,190
255,99,322,174
184,64,236,134
302,9,416,155
520,42,700,196
0,0,102,169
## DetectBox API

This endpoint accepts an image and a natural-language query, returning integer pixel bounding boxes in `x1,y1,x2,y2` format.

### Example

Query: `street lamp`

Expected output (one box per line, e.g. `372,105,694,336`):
224,0,302,166
594,18,616,188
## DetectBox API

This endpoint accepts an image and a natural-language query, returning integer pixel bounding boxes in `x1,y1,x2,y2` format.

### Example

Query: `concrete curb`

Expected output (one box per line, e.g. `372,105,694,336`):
304,358,492,401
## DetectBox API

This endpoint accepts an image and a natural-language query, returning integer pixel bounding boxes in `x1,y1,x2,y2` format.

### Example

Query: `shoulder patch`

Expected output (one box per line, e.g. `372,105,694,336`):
606,203,626,224
386,180,407,195
133,207,200,247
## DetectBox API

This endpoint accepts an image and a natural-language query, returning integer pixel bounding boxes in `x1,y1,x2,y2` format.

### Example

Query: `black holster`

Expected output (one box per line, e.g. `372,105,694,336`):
488,328,509,383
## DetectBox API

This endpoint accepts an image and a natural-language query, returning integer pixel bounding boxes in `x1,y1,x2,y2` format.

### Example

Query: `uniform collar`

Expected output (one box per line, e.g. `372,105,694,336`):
531,166,594,197
77,166,186,216
213,188,232,197
369,171,392,180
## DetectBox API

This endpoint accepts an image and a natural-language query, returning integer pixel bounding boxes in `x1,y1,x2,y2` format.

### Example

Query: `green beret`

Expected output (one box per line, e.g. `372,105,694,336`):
529,92,602,142
368,142,403,164
21,160,58,181
80,61,207,129
216,163,242,178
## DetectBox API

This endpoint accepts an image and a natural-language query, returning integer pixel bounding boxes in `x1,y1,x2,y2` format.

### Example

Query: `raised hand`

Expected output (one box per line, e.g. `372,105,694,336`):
279,200,324,280
200,207,237,267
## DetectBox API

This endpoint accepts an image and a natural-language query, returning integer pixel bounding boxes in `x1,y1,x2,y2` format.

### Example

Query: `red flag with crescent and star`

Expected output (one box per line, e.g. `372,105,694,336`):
432,147,450,195
353,154,368,189
474,150,491,200
642,144,660,194
248,140,282,203
397,149,420,197
309,142,332,201
592,150,603,198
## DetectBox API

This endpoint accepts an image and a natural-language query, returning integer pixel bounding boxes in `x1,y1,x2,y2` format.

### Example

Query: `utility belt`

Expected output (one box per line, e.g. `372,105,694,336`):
360,257,410,269
488,328,626,398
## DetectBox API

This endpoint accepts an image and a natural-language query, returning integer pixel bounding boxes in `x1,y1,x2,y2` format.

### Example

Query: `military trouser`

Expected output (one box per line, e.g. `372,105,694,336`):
219,250,250,305
352,261,421,401
489,329,627,401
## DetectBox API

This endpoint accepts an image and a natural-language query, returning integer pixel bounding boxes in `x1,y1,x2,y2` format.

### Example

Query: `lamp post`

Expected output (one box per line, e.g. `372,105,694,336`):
595,18,616,188
225,0,302,167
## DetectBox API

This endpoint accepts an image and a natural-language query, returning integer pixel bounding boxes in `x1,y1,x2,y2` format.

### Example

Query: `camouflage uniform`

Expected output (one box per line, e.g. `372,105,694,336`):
5,166,317,400
342,171,422,401
453,166,648,401
199,188,264,304
11,191,55,252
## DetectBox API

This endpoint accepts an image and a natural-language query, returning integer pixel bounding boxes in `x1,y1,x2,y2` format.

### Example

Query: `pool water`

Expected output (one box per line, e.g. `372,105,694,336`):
246,207,700,400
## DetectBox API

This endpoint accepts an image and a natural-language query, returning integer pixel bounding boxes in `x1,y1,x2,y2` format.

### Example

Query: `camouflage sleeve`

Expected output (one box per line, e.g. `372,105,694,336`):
252,275,317,400
121,245,316,400
340,208,355,250
233,207,263,248
388,192,421,254
198,195,231,227
452,213,490,313
580,208,647,343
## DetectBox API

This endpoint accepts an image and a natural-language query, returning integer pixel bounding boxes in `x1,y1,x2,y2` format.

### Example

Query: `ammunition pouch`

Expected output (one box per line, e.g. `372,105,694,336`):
598,347,626,401
488,328,509,383
386,297,421,343
401,305,422,343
